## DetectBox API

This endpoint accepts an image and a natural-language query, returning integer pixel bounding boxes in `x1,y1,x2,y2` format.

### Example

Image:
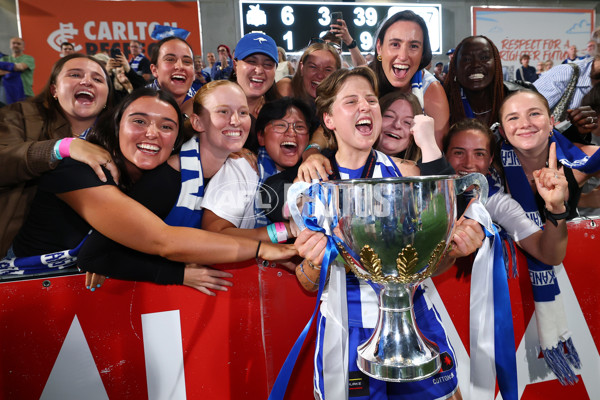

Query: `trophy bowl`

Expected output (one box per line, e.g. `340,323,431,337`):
288,173,488,382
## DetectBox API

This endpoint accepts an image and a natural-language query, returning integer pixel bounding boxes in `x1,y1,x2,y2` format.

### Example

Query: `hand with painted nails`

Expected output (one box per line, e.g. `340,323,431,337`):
85,271,107,291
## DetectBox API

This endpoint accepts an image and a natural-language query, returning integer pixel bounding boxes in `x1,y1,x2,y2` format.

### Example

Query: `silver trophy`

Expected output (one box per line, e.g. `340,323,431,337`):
288,174,488,382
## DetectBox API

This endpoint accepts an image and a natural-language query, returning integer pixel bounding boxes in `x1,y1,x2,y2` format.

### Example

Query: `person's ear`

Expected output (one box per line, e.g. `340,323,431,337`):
323,112,335,131
190,113,204,133
150,63,158,79
257,129,265,147
498,125,506,140
375,40,382,59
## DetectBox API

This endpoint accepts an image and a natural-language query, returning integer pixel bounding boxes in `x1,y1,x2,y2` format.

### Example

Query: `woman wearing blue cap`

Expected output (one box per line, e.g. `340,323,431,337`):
231,31,281,151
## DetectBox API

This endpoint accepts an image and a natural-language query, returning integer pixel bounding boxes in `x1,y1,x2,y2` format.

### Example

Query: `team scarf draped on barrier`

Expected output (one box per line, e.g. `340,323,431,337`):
0,235,89,276
499,128,600,384
164,136,205,227
254,146,279,228
465,201,518,400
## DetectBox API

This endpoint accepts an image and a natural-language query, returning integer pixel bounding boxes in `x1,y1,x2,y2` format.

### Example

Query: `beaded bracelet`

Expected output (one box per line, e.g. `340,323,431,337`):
299,263,317,286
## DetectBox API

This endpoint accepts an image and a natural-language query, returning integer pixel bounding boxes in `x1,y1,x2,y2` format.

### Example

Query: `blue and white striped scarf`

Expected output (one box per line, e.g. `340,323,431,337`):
499,129,600,385
0,235,89,276
411,70,425,111
164,136,205,228
253,146,279,228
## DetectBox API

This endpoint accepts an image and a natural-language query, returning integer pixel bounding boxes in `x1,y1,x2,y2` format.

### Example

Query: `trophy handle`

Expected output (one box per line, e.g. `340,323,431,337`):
454,173,489,205
286,181,315,231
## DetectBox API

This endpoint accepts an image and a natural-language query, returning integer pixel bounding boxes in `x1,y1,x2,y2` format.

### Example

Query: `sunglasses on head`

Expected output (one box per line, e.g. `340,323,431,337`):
308,37,342,52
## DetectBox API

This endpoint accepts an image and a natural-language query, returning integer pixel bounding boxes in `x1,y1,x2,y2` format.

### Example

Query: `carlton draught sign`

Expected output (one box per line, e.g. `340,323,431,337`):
17,0,201,93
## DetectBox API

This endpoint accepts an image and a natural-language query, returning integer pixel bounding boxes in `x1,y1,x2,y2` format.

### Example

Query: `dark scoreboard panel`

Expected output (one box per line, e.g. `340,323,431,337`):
239,1,442,55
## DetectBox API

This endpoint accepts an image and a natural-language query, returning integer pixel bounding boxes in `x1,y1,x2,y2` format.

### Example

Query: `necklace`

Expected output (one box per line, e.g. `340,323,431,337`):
472,109,491,116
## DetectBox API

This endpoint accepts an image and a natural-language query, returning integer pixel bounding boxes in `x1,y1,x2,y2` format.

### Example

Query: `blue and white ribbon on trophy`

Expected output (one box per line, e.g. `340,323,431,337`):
268,181,349,400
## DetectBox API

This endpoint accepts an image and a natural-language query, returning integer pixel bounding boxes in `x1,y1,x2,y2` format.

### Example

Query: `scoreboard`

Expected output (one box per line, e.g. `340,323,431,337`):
239,1,442,55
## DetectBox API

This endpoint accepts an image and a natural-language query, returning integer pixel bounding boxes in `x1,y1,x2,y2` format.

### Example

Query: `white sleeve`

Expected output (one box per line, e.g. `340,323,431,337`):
202,158,259,228
485,190,541,242
533,64,572,109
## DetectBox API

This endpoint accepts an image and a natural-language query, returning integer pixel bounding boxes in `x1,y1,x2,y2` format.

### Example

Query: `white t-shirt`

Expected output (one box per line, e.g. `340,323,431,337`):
485,187,540,242
202,158,260,229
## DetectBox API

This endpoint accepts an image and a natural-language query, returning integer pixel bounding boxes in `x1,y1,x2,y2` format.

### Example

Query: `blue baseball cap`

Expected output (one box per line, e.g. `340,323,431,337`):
235,32,278,64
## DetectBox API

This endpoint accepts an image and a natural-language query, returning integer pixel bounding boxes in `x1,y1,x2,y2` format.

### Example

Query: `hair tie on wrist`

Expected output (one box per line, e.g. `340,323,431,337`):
255,240,262,259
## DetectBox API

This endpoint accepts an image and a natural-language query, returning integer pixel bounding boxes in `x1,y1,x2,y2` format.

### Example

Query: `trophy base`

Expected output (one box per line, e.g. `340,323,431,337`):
354,283,442,382
356,347,441,382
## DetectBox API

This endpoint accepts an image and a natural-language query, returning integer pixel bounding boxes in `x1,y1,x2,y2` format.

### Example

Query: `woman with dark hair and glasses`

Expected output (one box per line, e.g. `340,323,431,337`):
371,10,449,148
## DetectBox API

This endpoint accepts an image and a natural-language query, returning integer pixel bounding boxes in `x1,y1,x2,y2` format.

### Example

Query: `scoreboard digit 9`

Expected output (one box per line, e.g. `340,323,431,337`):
239,1,442,55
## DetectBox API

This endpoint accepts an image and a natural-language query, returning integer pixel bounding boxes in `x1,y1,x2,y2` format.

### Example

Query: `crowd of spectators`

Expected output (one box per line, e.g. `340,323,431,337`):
1,10,599,400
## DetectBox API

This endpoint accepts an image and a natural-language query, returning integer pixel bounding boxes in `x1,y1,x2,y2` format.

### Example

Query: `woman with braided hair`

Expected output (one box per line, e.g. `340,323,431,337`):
443,35,505,128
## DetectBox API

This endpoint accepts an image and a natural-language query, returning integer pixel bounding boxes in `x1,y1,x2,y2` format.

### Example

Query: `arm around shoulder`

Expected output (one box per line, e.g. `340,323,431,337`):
0,102,60,186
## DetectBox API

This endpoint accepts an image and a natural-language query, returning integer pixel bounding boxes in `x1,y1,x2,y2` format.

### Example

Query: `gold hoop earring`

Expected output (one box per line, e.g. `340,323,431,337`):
377,54,382,61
